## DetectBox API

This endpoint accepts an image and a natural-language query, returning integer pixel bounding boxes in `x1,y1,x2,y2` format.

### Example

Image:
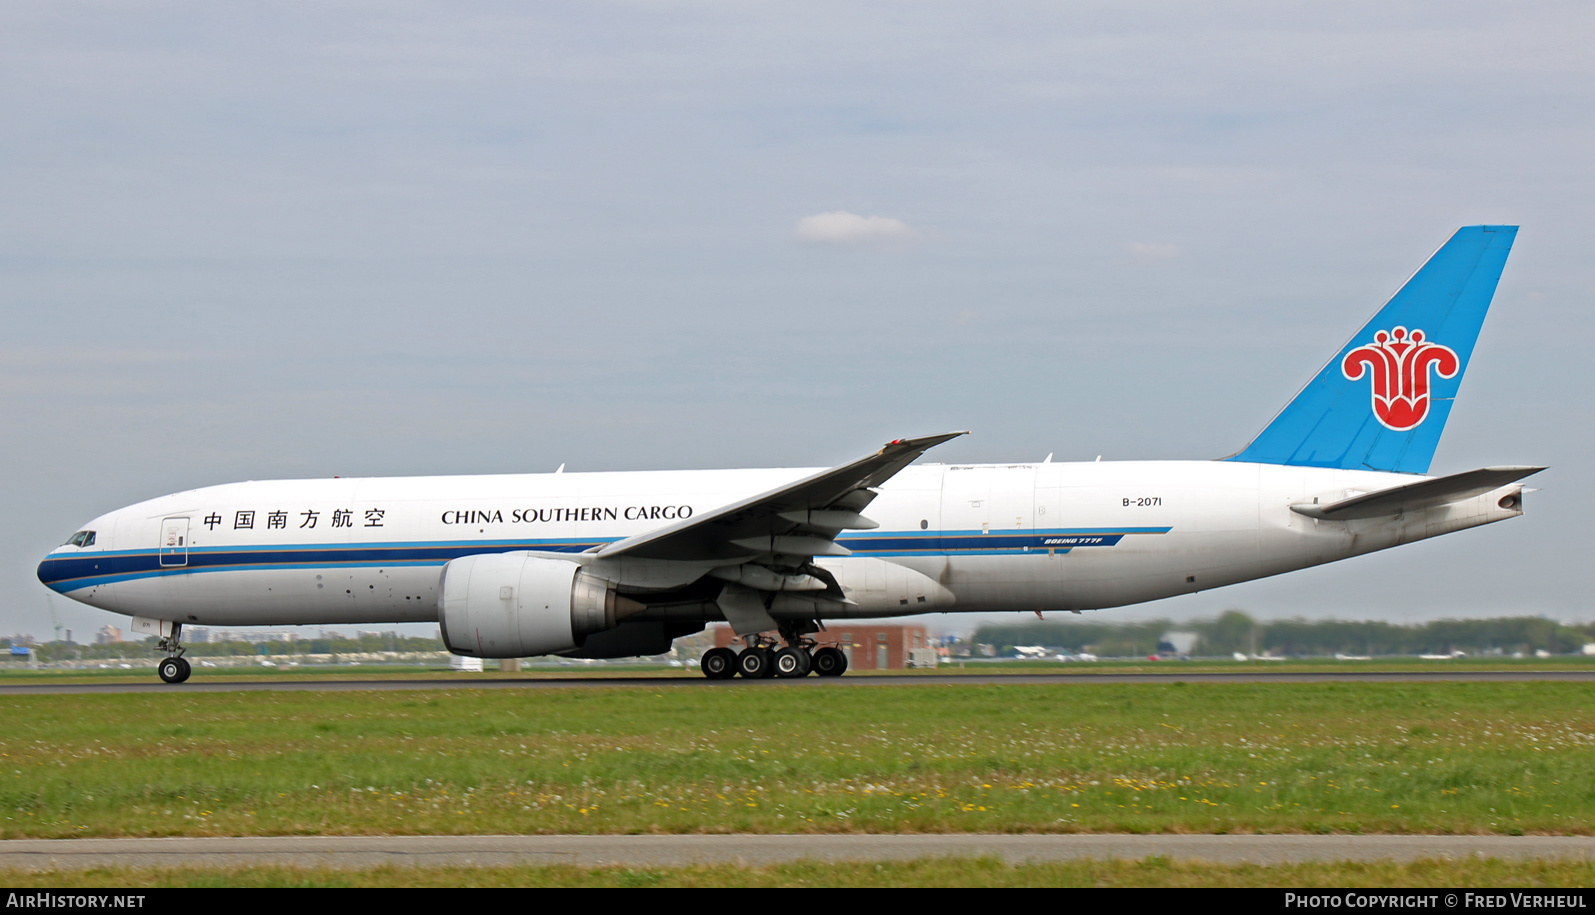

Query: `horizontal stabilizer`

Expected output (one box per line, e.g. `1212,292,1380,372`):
1291,466,1544,520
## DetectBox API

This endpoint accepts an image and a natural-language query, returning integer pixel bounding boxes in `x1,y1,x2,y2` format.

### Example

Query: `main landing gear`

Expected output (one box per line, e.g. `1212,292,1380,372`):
155,623,191,684
700,622,848,680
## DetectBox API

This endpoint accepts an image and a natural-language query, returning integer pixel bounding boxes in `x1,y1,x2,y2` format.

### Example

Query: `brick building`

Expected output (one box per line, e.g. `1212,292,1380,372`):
711,623,931,670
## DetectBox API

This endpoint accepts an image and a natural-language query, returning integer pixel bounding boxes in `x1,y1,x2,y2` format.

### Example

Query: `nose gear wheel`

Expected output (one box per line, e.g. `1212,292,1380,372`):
157,656,191,684
154,623,190,683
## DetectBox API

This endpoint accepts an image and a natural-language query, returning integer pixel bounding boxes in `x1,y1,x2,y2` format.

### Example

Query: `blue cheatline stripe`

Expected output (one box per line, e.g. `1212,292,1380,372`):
38,526,1173,592
37,538,608,592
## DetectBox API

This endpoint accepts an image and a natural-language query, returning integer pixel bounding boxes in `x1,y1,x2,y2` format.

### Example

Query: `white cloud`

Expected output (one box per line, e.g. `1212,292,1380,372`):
792,210,918,248
1124,241,1185,260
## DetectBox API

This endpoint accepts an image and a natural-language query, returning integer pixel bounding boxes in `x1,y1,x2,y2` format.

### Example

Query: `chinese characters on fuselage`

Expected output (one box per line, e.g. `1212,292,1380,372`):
203,509,384,531
196,504,694,533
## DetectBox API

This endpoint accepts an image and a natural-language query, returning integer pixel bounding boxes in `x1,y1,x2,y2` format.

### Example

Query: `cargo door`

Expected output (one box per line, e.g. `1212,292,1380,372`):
940,466,990,538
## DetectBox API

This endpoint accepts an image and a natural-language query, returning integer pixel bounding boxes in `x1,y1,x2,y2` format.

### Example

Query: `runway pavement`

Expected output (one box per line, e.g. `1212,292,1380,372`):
2,834,1594,869
1,668,1593,695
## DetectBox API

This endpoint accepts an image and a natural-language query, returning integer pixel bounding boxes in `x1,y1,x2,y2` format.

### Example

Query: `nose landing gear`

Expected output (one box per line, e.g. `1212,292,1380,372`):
154,623,191,684
157,656,190,684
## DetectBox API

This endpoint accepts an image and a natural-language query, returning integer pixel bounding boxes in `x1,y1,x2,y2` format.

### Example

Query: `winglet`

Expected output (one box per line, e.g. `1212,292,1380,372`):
858,432,968,489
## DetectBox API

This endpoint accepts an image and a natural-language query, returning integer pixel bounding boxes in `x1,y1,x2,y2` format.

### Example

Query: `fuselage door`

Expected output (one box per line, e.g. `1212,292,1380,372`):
159,517,190,567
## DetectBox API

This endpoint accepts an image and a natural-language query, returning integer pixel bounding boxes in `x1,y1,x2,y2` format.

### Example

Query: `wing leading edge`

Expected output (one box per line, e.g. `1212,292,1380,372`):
595,432,967,562
594,431,966,636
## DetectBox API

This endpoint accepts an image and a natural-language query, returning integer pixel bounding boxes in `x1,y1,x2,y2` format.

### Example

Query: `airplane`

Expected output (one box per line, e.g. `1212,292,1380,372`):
37,225,1540,683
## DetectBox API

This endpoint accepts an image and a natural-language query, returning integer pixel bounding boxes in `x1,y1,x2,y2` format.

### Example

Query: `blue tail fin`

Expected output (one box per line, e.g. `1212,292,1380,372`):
1228,225,1517,474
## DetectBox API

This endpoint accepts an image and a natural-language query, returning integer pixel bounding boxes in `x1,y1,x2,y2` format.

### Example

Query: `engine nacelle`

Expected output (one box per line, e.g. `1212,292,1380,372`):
437,553,642,658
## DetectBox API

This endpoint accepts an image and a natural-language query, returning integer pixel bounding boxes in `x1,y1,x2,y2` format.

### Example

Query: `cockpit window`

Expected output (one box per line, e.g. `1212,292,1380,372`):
65,531,96,548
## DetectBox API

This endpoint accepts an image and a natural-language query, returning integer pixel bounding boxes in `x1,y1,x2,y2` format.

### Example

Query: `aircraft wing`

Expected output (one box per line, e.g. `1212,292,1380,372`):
1292,466,1545,521
594,432,966,563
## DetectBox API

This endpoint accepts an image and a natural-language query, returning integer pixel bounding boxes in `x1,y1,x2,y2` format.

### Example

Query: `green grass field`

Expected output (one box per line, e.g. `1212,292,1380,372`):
3,653,1592,685
2,678,1592,840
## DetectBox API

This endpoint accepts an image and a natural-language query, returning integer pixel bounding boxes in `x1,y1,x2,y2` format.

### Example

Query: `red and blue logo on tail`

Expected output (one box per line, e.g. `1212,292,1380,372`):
1342,326,1459,432
1229,226,1516,474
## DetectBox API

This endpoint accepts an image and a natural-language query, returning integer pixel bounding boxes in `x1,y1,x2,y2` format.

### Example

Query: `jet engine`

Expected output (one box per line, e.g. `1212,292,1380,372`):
437,553,643,658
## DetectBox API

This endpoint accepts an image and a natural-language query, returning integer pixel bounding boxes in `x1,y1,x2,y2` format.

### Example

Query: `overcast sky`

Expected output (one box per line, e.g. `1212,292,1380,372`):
3,2,1592,641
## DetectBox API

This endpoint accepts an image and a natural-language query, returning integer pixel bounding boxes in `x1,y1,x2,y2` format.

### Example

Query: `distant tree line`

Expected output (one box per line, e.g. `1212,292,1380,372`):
972,611,1595,658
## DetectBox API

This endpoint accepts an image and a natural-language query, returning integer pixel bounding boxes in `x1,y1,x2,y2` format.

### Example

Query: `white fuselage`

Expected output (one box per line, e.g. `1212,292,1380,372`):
39,459,1525,629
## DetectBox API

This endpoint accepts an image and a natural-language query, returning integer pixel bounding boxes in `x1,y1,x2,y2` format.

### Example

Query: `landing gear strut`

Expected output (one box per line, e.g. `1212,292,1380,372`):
770,620,825,679
155,623,190,684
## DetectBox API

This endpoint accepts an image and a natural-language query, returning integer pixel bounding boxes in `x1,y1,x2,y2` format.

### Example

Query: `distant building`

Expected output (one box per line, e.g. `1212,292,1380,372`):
1160,631,1199,656
712,624,931,670
96,626,121,645
215,630,299,643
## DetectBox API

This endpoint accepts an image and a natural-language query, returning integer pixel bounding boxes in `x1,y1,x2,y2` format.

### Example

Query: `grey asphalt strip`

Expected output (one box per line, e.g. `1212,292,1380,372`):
4,669,1595,695
3,835,1594,869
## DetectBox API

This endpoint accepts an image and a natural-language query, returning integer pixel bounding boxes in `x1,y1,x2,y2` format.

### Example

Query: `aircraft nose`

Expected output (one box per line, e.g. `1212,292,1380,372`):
37,553,67,593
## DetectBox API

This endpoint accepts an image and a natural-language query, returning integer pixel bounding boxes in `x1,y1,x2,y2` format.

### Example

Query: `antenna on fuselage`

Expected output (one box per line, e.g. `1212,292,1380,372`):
555,464,565,474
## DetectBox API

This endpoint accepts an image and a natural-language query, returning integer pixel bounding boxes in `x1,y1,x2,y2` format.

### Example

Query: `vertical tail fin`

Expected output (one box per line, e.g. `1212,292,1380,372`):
1228,225,1517,474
